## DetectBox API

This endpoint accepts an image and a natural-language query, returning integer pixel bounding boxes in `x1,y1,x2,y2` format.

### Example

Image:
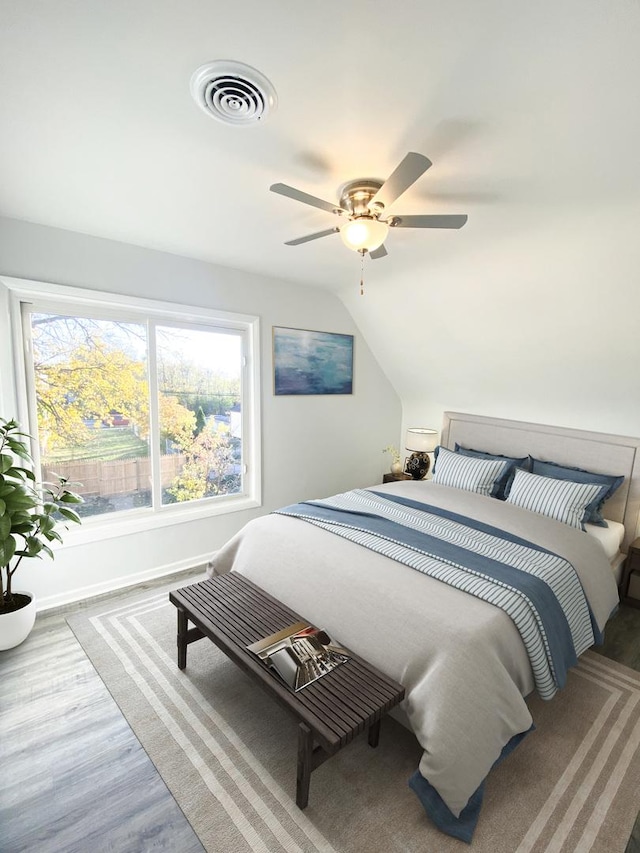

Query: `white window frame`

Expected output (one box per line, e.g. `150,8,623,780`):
2,275,261,546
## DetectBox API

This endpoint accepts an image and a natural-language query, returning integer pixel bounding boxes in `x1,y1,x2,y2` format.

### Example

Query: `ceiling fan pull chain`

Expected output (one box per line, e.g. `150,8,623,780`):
360,249,365,296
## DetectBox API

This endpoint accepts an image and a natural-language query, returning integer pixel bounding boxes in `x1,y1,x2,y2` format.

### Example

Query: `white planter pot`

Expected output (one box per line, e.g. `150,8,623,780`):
0,591,36,651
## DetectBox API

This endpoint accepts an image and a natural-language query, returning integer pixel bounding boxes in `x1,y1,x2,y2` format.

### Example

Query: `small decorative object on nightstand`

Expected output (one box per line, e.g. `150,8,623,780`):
404,428,439,480
382,445,403,475
621,537,640,609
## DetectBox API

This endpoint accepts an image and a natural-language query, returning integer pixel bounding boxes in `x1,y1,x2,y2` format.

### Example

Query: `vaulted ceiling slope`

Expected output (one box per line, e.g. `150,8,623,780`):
2,1,640,435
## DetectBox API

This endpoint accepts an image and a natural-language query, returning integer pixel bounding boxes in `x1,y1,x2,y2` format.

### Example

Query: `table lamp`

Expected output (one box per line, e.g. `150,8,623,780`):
405,428,439,480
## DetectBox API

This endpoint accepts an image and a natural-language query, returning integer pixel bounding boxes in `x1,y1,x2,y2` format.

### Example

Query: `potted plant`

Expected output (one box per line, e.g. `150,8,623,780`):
0,417,83,650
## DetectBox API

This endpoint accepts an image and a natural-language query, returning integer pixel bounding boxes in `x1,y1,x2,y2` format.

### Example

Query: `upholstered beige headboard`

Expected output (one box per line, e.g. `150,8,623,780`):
441,412,640,552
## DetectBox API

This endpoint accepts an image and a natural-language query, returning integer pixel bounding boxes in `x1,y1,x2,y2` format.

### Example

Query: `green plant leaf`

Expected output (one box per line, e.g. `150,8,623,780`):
6,492,38,510
57,507,81,524
0,536,16,566
38,515,55,534
10,509,35,522
0,454,14,474
6,440,32,461
0,513,11,538
26,537,43,556
4,466,32,481
4,467,33,488
9,522,34,535
59,492,84,504
2,480,33,495
43,529,63,543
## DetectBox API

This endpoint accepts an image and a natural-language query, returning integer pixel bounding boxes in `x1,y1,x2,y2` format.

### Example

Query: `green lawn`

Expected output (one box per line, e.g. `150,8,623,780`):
45,427,149,463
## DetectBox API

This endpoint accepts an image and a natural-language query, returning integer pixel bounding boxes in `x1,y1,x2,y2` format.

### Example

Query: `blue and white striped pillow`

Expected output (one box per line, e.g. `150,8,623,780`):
432,446,508,497
505,468,604,530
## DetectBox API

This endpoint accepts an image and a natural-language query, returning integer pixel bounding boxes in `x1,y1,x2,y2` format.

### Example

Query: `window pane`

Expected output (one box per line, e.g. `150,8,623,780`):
30,312,151,517
156,325,242,505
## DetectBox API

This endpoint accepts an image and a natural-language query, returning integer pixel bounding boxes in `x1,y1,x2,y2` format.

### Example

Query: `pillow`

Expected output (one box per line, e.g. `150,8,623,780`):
454,443,530,500
505,468,609,530
529,457,624,527
432,446,509,497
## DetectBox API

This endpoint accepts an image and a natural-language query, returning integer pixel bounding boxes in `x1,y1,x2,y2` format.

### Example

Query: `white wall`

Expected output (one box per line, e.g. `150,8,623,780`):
9,190,636,612
0,216,401,608
341,201,640,444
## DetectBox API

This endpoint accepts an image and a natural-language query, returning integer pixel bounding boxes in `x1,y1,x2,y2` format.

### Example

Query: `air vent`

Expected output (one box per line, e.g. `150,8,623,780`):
190,60,277,126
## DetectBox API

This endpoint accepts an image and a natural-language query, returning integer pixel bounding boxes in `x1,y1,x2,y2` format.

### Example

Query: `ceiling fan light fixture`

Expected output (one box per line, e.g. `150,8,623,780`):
339,217,389,252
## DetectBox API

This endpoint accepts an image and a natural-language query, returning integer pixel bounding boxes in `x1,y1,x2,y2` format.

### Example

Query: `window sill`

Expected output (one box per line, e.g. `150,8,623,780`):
55,495,262,548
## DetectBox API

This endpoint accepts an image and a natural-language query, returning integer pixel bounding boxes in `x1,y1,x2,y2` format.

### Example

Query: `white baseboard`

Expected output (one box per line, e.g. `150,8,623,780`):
35,551,216,612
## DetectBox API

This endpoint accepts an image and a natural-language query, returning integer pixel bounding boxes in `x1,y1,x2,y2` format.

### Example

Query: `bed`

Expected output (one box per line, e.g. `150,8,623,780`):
207,412,640,841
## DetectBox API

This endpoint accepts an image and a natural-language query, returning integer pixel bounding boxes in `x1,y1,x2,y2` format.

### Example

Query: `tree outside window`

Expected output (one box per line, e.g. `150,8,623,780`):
26,310,244,519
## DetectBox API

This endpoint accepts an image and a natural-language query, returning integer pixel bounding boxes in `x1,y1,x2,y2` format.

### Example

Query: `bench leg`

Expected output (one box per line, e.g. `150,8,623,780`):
368,718,381,748
177,607,188,670
296,723,313,809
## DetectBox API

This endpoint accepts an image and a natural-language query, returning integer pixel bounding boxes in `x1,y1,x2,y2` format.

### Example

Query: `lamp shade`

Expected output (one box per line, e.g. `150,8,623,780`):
339,216,389,252
405,428,438,453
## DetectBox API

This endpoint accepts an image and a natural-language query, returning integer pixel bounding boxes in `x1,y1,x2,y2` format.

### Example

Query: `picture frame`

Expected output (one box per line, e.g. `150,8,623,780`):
273,326,354,395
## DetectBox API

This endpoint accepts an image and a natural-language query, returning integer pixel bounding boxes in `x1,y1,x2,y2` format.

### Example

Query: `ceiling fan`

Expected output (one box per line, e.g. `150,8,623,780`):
270,152,468,260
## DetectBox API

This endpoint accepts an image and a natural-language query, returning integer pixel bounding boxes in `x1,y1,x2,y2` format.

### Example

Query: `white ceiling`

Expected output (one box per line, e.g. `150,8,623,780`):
1,0,640,293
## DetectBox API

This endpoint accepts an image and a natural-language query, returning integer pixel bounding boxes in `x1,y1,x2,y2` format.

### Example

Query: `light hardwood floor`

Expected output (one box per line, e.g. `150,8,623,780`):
0,572,205,853
1,572,640,853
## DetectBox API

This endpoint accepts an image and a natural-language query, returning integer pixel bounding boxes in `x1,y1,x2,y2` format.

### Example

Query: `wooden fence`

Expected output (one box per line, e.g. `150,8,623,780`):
41,454,186,498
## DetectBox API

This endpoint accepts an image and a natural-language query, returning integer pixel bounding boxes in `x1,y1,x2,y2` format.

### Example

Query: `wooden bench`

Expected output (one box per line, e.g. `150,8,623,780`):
169,572,405,809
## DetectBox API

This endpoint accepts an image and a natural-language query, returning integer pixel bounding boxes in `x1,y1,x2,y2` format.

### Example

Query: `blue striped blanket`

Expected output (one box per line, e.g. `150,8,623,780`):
275,489,600,700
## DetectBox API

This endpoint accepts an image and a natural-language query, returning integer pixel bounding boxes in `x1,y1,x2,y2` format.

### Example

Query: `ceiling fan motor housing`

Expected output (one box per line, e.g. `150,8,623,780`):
190,60,277,126
338,179,384,216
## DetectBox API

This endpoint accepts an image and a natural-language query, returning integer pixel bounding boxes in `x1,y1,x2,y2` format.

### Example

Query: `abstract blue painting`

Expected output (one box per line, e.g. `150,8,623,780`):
273,326,354,395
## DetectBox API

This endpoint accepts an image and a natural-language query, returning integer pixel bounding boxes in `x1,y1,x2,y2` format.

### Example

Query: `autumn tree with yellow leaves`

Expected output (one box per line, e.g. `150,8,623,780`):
29,313,240,504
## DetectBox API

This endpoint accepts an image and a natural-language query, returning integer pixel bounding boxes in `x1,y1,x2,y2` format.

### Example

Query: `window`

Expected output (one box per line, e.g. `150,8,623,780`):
8,282,260,531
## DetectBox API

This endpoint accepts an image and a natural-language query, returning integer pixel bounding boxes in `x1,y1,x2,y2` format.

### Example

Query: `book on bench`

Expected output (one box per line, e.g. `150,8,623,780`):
247,622,350,692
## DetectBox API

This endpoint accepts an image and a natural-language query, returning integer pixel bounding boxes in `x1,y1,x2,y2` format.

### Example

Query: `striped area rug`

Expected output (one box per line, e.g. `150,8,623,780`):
68,582,640,853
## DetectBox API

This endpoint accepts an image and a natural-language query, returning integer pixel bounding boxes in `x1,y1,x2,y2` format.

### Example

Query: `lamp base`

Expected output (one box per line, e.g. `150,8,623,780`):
405,452,431,480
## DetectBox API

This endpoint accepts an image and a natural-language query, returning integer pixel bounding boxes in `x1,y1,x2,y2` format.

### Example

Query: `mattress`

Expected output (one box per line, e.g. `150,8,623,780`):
585,518,626,583
585,518,625,561
610,551,626,585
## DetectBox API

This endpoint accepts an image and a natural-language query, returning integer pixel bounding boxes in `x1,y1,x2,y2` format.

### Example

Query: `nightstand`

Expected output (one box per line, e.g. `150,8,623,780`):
621,537,640,608
382,472,412,484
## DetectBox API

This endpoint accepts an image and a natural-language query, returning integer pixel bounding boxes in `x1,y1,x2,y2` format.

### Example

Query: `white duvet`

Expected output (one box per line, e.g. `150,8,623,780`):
208,480,619,819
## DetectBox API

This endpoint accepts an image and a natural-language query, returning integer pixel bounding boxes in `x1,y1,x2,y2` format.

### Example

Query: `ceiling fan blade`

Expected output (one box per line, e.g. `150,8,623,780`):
369,244,388,260
284,227,339,246
370,152,432,211
270,183,344,214
389,214,468,229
